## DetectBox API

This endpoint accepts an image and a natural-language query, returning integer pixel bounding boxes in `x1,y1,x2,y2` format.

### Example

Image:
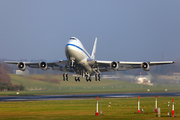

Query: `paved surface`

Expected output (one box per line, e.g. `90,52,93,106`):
0,92,180,101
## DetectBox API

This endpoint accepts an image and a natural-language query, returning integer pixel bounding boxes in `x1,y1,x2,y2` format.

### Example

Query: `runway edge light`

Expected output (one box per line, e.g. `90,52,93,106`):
155,95,157,113
172,98,174,117
96,96,99,116
137,96,140,113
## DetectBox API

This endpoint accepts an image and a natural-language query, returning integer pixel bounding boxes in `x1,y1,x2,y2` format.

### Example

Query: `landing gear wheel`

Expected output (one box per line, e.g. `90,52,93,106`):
95,74,97,81
75,77,80,82
66,74,68,81
98,74,101,81
63,74,65,81
63,73,68,81
95,74,100,81
78,77,80,82
86,77,91,82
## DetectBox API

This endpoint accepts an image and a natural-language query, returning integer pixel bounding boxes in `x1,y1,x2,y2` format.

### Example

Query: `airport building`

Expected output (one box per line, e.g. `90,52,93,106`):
173,73,180,80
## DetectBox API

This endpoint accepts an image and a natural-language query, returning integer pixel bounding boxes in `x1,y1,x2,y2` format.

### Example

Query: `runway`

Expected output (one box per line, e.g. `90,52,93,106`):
0,92,180,101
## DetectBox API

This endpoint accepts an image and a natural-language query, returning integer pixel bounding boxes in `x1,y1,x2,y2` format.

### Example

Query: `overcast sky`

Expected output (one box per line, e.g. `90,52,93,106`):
0,0,180,62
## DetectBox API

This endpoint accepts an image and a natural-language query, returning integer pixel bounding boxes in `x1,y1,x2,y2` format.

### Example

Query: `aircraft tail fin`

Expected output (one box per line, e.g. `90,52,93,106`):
91,37,97,59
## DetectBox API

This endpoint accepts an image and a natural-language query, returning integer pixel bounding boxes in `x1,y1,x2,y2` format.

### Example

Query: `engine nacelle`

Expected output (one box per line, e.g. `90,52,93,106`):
17,62,26,71
39,61,48,70
110,61,119,70
141,62,150,71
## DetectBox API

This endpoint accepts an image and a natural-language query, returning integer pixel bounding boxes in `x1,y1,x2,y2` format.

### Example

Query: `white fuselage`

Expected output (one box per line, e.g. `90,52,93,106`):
65,37,92,73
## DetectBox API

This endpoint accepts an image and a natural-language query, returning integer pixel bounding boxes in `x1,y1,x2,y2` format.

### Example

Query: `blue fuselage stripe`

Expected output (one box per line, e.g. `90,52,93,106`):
66,44,90,58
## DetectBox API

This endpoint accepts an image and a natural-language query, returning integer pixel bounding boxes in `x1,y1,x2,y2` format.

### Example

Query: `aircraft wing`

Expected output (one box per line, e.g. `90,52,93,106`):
91,60,174,72
4,59,69,71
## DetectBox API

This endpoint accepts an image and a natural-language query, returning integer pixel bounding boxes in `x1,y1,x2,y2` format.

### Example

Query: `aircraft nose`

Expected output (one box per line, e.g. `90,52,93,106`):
65,44,74,54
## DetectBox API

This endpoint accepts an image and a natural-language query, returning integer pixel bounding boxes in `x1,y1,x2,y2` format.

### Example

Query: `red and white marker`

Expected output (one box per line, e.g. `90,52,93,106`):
96,96,99,116
137,96,140,113
172,98,174,117
155,95,157,113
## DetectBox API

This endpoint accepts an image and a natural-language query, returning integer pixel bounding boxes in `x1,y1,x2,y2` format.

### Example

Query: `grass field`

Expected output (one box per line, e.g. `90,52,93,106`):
0,74,178,96
0,97,179,120
0,74,180,119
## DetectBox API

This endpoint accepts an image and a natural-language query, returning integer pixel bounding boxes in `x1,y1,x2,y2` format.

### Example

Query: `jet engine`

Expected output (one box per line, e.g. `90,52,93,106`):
141,62,149,71
110,61,119,70
17,62,26,71
39,61,48,70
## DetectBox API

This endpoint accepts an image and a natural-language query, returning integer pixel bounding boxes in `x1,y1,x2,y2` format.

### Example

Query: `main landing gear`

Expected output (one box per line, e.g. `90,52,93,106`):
86,77,91,82
63,73,100,82
95,74,101,81
75,77,80,82
63,73,80,82
63,73,68,81
86,74,100,82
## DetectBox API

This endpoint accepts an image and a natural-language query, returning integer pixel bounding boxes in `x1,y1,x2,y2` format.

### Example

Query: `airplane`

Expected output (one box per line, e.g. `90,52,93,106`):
5,37,174,82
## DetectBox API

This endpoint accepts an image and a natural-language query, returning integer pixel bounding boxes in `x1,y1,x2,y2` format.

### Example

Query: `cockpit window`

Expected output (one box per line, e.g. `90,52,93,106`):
70,37,76,40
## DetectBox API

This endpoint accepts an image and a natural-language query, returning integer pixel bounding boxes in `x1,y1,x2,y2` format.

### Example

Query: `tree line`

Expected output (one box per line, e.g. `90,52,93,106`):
0,61,25,91
0,83,24,91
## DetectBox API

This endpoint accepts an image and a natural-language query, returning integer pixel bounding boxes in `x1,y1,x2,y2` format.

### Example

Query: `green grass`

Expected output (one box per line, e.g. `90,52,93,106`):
0,74,178,96
0,97,179,119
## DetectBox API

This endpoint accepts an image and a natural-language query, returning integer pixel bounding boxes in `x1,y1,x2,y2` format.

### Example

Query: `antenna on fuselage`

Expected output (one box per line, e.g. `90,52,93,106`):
91,37,97,59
